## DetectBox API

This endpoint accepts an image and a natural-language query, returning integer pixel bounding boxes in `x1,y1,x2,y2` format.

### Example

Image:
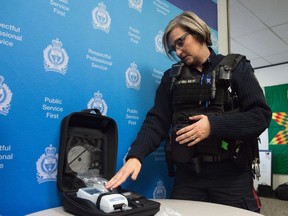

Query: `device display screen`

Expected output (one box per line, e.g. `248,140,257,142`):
84,188,101,195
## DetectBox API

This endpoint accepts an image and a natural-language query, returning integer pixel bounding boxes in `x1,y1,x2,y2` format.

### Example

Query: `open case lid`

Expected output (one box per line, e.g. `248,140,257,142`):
57,109,118,193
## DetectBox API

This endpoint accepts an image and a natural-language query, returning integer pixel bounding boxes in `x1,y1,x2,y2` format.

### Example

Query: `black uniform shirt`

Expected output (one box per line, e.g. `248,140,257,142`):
126,49,272,163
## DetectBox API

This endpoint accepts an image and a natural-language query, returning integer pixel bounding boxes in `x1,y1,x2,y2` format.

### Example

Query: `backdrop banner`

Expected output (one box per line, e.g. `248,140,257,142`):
265,83,288,174
0,1,218,215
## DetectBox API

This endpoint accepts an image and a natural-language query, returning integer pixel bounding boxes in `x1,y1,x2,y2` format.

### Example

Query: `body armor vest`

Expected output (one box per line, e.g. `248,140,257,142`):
170,54,244,159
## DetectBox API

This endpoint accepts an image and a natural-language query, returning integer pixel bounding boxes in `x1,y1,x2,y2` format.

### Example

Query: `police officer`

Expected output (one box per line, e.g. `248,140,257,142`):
106,11,272,213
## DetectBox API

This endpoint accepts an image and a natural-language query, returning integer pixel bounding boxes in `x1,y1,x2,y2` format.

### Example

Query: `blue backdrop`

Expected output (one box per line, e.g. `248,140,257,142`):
0,0,218,215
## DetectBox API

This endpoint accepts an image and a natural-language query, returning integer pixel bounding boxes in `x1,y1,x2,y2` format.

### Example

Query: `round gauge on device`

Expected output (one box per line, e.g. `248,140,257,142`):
67,145,91,173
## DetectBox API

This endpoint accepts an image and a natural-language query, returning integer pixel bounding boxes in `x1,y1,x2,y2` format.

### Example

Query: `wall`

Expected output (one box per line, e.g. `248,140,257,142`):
0,0,219,215
255,63,288,189
217,0,288,190
217,0,229,55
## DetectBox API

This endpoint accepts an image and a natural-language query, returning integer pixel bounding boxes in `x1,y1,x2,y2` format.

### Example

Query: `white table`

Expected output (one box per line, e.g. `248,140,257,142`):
26,199,264,216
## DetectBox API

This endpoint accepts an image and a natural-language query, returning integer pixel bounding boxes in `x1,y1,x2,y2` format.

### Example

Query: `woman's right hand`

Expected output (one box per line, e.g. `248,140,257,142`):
105,157,142,190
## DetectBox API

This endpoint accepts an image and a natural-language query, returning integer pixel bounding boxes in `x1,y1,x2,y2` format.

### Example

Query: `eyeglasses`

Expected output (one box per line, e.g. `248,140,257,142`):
169,32,190,54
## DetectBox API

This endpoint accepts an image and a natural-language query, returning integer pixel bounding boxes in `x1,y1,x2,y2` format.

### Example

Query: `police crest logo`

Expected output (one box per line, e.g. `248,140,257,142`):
155,30,165,54
36,145,58,184
125,62,141,90
43,38,69,75
123,148,131,165
87,91,108,116
92,2,111,33
211,29,219,52
0,76,12,116
153,180,167,199
128,0,143,12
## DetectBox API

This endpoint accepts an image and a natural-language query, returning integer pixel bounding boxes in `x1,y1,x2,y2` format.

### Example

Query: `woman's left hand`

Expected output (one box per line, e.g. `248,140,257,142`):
175,114,211,146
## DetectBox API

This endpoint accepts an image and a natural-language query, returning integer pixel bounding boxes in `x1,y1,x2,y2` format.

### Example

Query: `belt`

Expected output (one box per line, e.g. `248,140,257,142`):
201,153,230,163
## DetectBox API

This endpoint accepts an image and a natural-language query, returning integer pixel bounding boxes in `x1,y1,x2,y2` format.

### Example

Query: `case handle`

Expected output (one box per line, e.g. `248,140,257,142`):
81,109,102,115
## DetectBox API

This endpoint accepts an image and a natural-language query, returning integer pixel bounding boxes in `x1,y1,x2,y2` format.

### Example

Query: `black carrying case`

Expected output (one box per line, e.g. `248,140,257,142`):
57,109,160,216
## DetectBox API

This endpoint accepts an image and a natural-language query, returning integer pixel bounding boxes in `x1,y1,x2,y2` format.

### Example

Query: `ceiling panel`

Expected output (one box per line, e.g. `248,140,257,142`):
229,0,288,68
238,0,288,27
229,0,266,38
230,39,259,58
272,23,288,44
263,51,288,65
235,29,288,56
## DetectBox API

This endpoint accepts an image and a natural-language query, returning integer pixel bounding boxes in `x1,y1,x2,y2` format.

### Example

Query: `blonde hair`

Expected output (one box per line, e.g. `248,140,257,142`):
163,11,212,60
